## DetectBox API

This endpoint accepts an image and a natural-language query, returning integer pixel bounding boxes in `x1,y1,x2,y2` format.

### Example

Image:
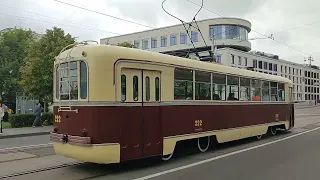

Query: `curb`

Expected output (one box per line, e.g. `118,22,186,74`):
0,131,51,139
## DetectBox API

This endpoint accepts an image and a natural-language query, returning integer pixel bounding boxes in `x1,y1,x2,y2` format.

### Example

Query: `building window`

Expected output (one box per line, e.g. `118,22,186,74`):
253,59,257,68
180,33,187,44
142,39,149,49
170,34,177,45
269,63,273,71
263,62,268,70
273,64,277,71
191,31,198,42
161,36,167,47
244,57,247,66
258,61,262,69
238,56,241,65
231,54,234,64
151,38,157,48
134,40,140,48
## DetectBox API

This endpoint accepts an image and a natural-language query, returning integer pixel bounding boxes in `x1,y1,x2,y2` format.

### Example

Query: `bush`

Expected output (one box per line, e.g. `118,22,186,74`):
8,112,54,128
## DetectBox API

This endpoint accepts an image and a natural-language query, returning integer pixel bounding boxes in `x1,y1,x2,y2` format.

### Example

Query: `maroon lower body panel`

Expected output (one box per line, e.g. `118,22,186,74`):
53,103,292,161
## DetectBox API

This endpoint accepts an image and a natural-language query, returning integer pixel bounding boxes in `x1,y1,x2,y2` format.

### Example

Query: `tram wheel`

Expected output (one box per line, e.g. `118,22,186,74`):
162,153,174,161
256,135,263,140
197,136,210,152
270,126,277,136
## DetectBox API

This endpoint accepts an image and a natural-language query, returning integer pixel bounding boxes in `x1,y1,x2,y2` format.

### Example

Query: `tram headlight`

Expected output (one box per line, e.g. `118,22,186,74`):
53,126,58,133
81,129,88,137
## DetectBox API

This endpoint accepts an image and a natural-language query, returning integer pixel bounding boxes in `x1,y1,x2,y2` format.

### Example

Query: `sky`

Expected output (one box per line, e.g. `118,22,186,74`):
0,0,319,66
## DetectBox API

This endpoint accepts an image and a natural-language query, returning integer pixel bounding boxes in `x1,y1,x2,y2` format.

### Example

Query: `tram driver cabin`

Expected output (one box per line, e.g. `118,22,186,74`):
50,44,294,164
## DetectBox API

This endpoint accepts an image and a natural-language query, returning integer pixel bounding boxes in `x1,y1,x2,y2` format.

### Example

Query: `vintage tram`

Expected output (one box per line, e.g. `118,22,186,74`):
50,42,294,164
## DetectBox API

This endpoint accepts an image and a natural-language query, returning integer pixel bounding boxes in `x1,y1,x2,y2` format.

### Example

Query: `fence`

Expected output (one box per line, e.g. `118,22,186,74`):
15,94,38,114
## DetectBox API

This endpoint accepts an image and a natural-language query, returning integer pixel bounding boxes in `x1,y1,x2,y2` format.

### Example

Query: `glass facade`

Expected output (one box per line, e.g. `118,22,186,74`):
209,25,248,41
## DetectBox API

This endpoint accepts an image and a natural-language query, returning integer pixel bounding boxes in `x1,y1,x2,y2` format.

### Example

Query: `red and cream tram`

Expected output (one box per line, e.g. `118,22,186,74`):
50,42,294,164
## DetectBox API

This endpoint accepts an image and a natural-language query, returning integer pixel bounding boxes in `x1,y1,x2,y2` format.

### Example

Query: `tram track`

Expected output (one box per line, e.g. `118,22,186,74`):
0,143,53,155
0,161,86,179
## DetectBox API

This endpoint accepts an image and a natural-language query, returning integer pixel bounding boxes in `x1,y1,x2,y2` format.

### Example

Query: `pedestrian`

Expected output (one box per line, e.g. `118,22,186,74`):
0,102,4,121
32,102,43,128
2,104,8,122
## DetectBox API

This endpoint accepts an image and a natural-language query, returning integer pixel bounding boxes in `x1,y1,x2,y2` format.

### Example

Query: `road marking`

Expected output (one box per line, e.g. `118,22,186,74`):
134,126,320,180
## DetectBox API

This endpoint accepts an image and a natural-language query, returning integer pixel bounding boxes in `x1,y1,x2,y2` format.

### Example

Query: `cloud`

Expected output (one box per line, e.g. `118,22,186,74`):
0,0,319,66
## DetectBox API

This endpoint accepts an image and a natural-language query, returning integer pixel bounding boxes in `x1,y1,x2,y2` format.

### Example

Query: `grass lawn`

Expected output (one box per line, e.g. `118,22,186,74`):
2,122,12,129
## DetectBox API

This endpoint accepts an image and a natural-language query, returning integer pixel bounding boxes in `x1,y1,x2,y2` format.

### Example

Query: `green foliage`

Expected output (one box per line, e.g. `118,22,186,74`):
117,42,135,48
8,112,54,128
19,27,76,104
0,28,35,108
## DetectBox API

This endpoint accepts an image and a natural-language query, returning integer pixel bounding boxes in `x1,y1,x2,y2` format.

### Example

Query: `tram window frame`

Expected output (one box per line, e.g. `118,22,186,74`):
270,82,278,101
251,79,261,101
145,76,150,101
174,68,193,100
226,75,239,101
278,83,285,101
80,61,88,99
133,76,139,101
240,77,250,101
261,81,270,101
58,61,79,100
121,74,126,101
195,71,211,100
212,73,226,100
155,77,160,101
55,65,59,99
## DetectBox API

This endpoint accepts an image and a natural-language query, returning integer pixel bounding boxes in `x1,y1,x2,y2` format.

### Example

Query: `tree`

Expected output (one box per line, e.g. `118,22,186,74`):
19,27,75,110
117,42,135,48
0,28,35,110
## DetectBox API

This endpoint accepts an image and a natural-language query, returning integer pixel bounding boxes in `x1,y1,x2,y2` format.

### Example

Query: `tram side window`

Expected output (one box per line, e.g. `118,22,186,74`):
55,66,59,99
278,83,285,101
174,68,193,100
121,75,126,101
133,76,139,101
59,62,78,100
240,77,250,101
155,77,160,101
251,79,261,101
212,73,226,100
270,82,278,101
262,81,270,101
145,76,150,101
80,61,88,99
227,75,239,101
195,71,211,100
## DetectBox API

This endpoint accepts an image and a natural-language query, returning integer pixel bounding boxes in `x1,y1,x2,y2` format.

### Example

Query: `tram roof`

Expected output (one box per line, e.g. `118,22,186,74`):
56,44,293,84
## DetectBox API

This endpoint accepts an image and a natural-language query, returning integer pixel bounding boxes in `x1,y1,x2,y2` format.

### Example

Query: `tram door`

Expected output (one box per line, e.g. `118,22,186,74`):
119,68,162,161
142,70,162,157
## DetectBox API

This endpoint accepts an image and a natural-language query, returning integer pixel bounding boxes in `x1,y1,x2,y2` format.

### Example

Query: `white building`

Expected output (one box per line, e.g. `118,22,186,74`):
100,17,320,101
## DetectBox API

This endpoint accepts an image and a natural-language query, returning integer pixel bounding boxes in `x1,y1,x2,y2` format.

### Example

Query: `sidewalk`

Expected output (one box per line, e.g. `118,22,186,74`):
0,126,52,139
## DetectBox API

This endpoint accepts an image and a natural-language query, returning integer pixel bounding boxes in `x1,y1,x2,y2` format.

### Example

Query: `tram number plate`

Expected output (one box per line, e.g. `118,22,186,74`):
195,120,202,127
55,115,61,123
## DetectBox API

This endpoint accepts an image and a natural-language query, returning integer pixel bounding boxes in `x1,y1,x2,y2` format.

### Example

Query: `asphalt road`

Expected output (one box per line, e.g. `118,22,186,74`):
1,106,320,180
134,127,320,180
0,135,50,149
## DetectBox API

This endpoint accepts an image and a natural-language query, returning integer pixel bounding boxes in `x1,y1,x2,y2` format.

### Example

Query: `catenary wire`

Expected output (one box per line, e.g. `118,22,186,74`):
185,0,313,57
